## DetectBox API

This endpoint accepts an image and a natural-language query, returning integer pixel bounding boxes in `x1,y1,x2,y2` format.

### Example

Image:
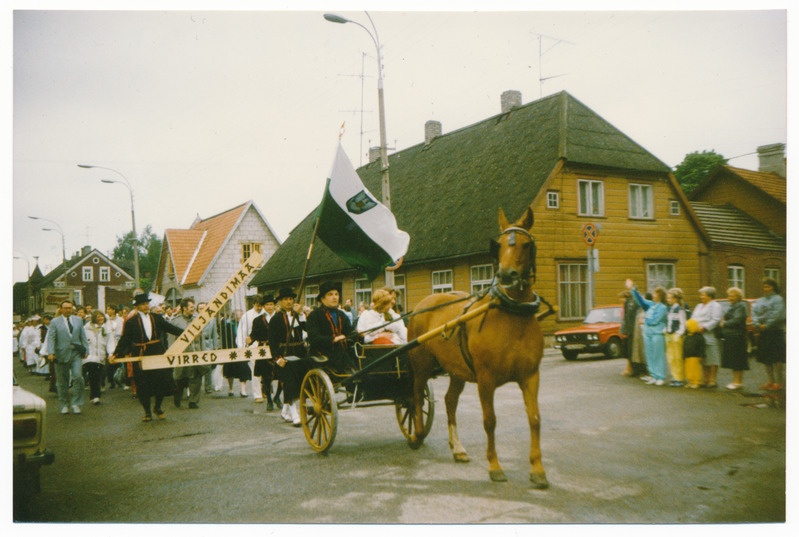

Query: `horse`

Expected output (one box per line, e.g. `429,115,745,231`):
406,205,549,488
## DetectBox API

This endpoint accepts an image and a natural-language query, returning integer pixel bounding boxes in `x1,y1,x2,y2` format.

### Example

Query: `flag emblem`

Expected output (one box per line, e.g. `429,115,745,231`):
346,191,378,215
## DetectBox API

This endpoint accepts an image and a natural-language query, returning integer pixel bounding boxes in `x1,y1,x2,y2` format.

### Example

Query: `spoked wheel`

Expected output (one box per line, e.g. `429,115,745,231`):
396,380,435,441
299,368,338,453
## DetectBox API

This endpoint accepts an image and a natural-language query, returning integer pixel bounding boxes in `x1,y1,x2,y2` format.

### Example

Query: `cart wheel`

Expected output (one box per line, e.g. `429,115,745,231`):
396,380,435,441
300,368,338,453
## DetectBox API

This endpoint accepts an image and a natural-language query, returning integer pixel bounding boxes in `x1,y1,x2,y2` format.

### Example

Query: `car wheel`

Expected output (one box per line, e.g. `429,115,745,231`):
604,337,622,359
562,350,579,361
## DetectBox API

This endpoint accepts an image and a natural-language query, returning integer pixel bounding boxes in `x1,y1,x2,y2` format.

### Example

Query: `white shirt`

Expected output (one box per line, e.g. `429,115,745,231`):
138,311,153,340
357,308,407,345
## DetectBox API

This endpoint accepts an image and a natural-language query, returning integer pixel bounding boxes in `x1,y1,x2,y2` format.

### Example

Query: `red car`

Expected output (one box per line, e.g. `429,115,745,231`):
554,305,626,361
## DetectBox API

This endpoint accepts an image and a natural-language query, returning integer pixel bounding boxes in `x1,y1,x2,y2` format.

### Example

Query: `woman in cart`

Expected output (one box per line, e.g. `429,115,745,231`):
356,288,407,345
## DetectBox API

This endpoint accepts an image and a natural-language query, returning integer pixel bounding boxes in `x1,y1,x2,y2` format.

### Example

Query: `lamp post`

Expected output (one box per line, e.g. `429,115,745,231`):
29,215,67,283
78,164,140,288
324,11,394,286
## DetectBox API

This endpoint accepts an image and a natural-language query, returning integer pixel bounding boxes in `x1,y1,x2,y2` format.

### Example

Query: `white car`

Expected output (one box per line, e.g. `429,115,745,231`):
13,375,55,514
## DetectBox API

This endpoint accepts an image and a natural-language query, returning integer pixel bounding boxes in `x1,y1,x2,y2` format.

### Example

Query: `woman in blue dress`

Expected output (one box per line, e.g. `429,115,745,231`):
625,279,669,385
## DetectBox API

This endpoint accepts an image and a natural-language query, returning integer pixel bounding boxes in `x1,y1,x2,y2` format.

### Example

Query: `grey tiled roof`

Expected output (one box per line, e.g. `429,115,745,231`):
689,202,785,251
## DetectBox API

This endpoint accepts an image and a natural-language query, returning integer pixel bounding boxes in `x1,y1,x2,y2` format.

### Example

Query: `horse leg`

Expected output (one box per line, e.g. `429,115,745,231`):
520,372,549,489
445,376,469,463
477,378,506,482
408,367,431,450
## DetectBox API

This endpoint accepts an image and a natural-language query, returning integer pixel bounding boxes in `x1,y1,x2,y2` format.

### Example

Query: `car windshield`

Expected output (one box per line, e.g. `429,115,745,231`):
583,307,620,324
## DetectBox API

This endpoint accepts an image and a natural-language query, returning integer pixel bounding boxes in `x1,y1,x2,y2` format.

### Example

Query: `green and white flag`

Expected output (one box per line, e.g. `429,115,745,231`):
316,143,410,280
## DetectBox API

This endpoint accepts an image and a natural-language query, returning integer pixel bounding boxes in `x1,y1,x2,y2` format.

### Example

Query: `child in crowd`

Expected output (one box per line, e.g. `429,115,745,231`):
683,318,705,389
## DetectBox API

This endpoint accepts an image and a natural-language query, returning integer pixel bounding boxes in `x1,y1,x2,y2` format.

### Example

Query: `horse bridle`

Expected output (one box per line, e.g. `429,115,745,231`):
490,226,537,289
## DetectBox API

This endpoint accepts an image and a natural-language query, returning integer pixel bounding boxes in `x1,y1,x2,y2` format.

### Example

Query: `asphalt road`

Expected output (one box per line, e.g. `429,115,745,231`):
11,348,787,525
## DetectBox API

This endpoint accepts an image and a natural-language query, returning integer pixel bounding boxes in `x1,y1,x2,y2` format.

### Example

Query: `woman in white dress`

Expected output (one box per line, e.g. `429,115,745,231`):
356,288,407,345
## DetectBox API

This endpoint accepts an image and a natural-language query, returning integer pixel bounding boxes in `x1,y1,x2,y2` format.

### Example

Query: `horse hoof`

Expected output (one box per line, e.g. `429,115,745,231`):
452,452,470,463
407,435,424,450
530,472,549,489
489,469,508,482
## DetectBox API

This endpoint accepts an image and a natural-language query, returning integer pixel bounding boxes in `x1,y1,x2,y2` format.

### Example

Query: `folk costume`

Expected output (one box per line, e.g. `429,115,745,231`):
268,289,308,407
250,299,278,406
113,293,185,420
306,282,357,374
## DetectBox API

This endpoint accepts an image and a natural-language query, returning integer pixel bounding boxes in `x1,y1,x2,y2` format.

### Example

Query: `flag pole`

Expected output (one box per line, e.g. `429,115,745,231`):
297,214,321,304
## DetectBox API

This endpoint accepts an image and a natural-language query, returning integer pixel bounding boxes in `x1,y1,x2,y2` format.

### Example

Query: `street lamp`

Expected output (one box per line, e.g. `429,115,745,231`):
28,215,67,283
78,164,140,288
325,11,394,286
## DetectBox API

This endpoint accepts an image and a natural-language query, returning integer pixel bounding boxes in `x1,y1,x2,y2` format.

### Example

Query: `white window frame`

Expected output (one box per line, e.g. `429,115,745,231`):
99,266,111,282
558,263,588,320
764,268,780,285
241,242,261,263
646,263,675,291
669,199,681,216
304,284,319,309
629,183,654,219
354,279,372,310
392,274,407,313
728,265,745,294
578,179,604,217
432,270,453,294
546,191,559,209
470,264,494,294
82,267,93,282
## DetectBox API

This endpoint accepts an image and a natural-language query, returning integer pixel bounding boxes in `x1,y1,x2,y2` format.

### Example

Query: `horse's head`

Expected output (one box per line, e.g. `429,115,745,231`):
490,205,537,295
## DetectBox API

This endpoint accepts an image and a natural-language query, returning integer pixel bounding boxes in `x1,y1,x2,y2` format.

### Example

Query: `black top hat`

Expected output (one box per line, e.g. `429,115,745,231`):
132,292,150,306
262,294,276,304
317,281,342,301
276,287,296,300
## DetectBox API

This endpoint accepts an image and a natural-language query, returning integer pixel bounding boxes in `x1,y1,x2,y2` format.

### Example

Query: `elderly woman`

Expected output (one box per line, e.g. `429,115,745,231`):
720,287,749,390
752,278,786,391
690,286,723,388
625,279,668,386
356,288,408,345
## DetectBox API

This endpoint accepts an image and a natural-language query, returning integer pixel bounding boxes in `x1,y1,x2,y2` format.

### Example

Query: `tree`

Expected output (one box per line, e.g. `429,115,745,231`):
111,225,162,291
673,150,728,196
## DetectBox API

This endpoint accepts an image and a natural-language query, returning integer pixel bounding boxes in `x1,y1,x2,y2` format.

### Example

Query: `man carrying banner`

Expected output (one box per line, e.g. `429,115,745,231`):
169,298,211,410
110,292,185,422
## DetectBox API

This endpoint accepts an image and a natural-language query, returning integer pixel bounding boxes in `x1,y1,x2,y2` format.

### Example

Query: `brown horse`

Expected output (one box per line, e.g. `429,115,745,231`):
406,205,548,488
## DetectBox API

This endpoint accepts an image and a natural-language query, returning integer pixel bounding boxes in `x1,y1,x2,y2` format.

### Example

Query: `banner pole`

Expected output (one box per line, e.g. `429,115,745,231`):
297,215,321,303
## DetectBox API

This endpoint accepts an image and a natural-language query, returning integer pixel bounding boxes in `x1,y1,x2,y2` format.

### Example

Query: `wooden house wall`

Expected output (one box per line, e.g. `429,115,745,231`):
693,177,786,236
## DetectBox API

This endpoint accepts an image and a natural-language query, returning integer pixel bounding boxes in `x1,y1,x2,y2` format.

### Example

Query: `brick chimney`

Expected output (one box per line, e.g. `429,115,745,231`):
369,146,381,163
425,120,442,145
501,90,522,113
757,143,786,177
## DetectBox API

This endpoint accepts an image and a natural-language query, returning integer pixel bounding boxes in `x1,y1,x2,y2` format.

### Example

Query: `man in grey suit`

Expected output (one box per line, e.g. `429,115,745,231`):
46,300,90,414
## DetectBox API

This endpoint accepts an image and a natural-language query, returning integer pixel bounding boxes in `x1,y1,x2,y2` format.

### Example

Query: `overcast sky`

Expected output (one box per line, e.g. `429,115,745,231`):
6,1,792,284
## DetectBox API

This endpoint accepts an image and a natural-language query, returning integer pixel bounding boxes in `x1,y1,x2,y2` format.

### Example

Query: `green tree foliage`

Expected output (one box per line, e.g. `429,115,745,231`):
673,150,728,195
111,225,162,291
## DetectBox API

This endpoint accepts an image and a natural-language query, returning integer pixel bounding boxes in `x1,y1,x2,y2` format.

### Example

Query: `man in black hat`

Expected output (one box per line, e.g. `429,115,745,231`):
110,292,186,422
250,294,279,408
305,282,357,374
268,287,308,425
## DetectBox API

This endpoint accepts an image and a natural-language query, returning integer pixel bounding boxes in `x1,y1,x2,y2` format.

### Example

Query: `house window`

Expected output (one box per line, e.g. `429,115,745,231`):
546,191,560,209
646,263,675,291
82,267,93,282
578,179,604,217
55,281,65,289
728,265,745,294
99,267,110,282
558,263,588,320
470,264,494,294
241,242,261,263
764,268,780,285
432,270,453,294
354,279,372,310
629,184,654,219
669,200,681,216
304,285,319,309
392,274,407,313
73,290,83,306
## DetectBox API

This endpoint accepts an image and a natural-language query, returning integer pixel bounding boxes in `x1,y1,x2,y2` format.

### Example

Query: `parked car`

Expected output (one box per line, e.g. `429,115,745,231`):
554,305,626,361
13,375,55,515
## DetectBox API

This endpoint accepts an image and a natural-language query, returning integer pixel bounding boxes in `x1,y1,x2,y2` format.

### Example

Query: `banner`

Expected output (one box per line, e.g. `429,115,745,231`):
316,143,409,280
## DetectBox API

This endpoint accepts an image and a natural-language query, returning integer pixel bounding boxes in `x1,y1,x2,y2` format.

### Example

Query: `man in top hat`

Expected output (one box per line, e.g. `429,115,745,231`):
110,292,186,422
250,294,279,407
305,282,357,374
